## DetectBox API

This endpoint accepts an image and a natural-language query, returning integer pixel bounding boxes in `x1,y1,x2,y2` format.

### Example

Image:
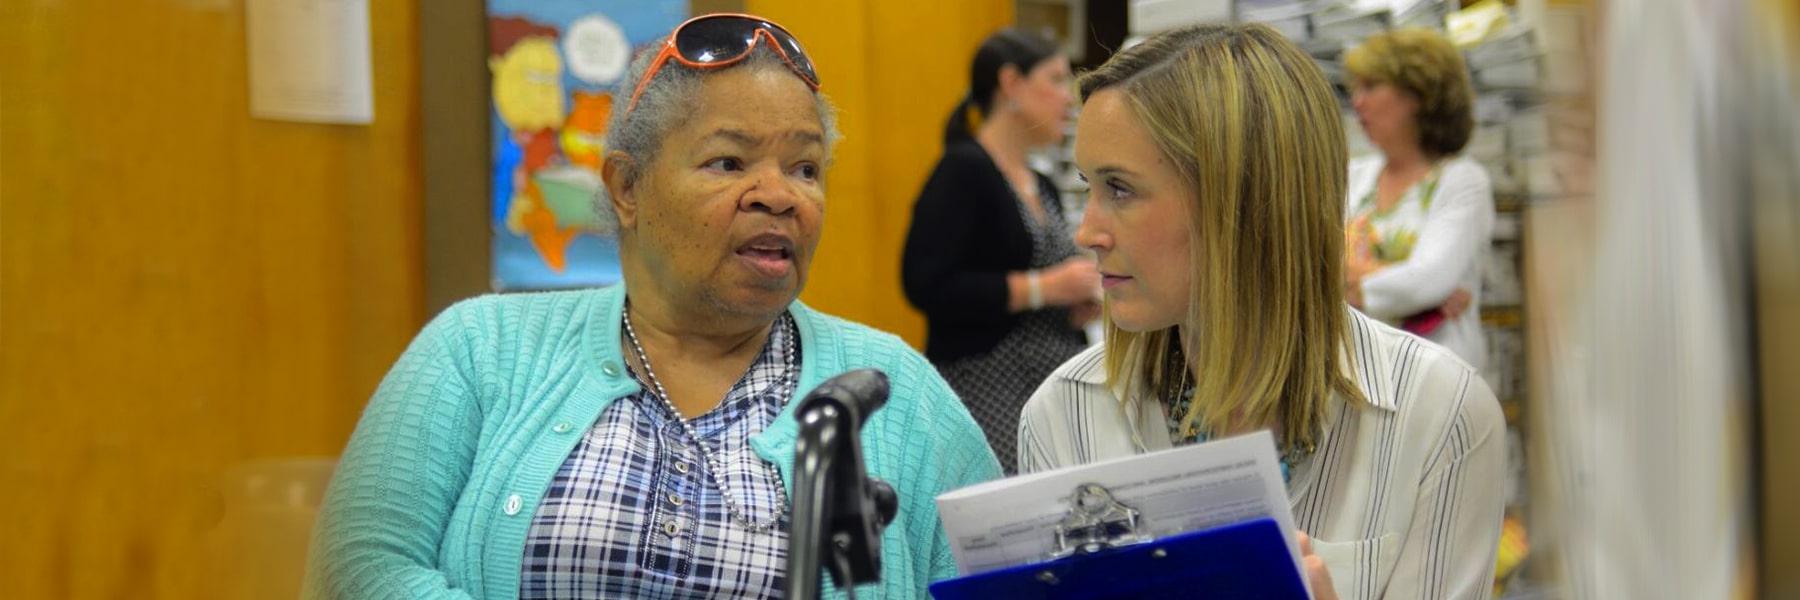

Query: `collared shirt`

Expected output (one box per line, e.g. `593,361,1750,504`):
1018,309,1506,600
520,313,798,599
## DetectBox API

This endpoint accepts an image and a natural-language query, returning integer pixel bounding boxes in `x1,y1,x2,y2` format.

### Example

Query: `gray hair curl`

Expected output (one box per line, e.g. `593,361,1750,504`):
591,37,840,235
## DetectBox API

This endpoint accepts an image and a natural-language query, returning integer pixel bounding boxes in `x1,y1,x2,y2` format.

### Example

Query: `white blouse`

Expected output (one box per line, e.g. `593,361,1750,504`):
1018,310,1506,600
1346,155,1495,372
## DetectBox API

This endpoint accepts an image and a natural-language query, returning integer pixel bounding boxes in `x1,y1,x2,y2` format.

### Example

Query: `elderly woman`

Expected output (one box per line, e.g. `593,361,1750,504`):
1342,27,1496,371
1018,23,1504,599
304,14,999,599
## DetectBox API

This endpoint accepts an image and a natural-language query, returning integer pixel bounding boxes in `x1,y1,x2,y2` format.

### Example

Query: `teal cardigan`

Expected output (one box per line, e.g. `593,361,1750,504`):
304,285,1001,599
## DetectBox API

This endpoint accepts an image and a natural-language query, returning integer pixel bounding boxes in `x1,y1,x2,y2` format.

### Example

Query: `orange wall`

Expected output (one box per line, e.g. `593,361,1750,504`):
749,0,1015,348
0,1,423,597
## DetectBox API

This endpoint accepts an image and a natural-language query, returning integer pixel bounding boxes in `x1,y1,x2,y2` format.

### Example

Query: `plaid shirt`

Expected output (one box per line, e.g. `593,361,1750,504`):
521,313,798,599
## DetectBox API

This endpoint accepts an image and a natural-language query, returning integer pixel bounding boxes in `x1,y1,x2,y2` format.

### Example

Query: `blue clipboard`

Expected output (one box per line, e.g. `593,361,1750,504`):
928,518,1308,599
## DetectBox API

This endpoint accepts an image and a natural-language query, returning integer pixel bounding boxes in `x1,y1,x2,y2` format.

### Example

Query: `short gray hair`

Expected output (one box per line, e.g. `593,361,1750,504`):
592,37,840,234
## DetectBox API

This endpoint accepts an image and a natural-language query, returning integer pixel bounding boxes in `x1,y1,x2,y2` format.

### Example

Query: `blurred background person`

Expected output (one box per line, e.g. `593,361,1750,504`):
303,15,998,598
1341,28,1495,371
901,29,1098,474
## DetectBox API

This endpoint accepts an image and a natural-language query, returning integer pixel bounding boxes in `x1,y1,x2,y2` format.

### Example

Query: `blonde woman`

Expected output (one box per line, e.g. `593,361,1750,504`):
1343,28,1495,371
1018,24,1505,600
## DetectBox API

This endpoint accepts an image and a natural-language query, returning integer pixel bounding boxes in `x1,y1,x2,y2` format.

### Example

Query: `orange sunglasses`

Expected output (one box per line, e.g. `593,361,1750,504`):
623,13,821,116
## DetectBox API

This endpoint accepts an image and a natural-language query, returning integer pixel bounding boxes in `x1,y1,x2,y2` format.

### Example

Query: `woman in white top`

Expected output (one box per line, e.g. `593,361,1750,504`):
1019,23,1505,600
1342,28,1496,371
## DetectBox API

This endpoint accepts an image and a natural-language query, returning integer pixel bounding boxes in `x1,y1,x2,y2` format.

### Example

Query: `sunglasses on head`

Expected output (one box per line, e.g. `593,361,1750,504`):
623,13,821,117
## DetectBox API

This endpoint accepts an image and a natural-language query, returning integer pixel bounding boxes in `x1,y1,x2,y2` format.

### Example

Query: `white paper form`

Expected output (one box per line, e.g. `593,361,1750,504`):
245,0,374,124
935,430,1305,579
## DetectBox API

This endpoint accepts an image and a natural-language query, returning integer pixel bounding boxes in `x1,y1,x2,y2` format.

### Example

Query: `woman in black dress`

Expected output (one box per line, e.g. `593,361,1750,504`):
901,29,1098,473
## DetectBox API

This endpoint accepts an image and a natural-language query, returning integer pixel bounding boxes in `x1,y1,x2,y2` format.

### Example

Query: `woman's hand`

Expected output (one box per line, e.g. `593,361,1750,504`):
1439,287,1473,319
1297,530,1339,600
1344,253,1382,285
1068,298,1102,328
1343,279,1366,309
1041,257,1101,306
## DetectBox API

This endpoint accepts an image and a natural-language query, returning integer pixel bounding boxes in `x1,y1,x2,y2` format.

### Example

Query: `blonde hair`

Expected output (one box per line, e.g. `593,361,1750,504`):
1343,27,1475,156
1077,23,1367,456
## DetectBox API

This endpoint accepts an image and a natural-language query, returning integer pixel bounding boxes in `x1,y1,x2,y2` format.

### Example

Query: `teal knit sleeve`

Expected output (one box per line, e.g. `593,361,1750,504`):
303,301,486,600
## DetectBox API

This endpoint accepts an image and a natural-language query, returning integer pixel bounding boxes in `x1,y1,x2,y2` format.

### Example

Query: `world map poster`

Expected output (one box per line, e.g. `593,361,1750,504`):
487,0,686,289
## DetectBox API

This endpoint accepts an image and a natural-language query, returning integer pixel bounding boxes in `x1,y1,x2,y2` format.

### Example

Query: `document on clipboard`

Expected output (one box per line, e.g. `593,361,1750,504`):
934,430,1304,579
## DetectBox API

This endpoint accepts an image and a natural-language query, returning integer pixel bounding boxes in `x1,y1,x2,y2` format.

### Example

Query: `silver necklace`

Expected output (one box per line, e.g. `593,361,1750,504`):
621,305,794,533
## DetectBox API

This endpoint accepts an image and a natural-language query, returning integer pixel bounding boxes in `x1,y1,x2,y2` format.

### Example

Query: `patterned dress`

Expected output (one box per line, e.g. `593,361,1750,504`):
936,188,1089,474
1346,166,1443,265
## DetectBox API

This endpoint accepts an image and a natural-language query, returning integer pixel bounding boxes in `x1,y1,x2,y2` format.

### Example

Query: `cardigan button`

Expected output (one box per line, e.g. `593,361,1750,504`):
601,362,622,377
553,422,573,434
503,494,522,515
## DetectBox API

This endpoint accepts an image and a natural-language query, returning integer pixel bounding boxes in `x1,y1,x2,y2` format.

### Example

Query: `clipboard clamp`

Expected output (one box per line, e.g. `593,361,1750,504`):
1046,483,1152,561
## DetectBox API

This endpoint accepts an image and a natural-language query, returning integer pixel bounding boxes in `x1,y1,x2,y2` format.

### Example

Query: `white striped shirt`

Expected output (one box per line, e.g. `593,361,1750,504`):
1018,309,1505,600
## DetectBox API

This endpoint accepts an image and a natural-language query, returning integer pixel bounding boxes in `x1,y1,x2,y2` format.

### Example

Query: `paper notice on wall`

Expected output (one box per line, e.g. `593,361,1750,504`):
245,0,374,124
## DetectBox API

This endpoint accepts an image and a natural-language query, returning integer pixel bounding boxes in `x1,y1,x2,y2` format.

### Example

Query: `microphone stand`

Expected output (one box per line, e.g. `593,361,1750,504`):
785,369,900,600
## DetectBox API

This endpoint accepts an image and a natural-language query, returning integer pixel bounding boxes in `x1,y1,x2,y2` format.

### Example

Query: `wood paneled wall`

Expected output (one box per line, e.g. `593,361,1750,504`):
0,1,423,597
747,0,1015,347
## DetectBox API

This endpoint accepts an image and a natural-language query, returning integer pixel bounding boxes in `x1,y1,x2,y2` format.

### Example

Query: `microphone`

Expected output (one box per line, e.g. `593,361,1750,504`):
796,367,889,428
786,368,900,600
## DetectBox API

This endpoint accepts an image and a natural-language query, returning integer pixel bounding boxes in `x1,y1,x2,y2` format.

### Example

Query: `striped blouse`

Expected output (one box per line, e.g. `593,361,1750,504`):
1017,309,1506,600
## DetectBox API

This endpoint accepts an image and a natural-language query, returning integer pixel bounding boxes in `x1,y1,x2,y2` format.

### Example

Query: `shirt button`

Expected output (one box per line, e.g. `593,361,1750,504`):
663,520,681,535
601,362,622,377
503,494,523,515
552,422,572,434
668,492,684,506
673,462,691,475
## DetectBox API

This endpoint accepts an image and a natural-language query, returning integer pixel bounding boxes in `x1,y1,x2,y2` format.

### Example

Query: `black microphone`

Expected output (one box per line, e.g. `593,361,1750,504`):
796,368,889,428
786,368,900,600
